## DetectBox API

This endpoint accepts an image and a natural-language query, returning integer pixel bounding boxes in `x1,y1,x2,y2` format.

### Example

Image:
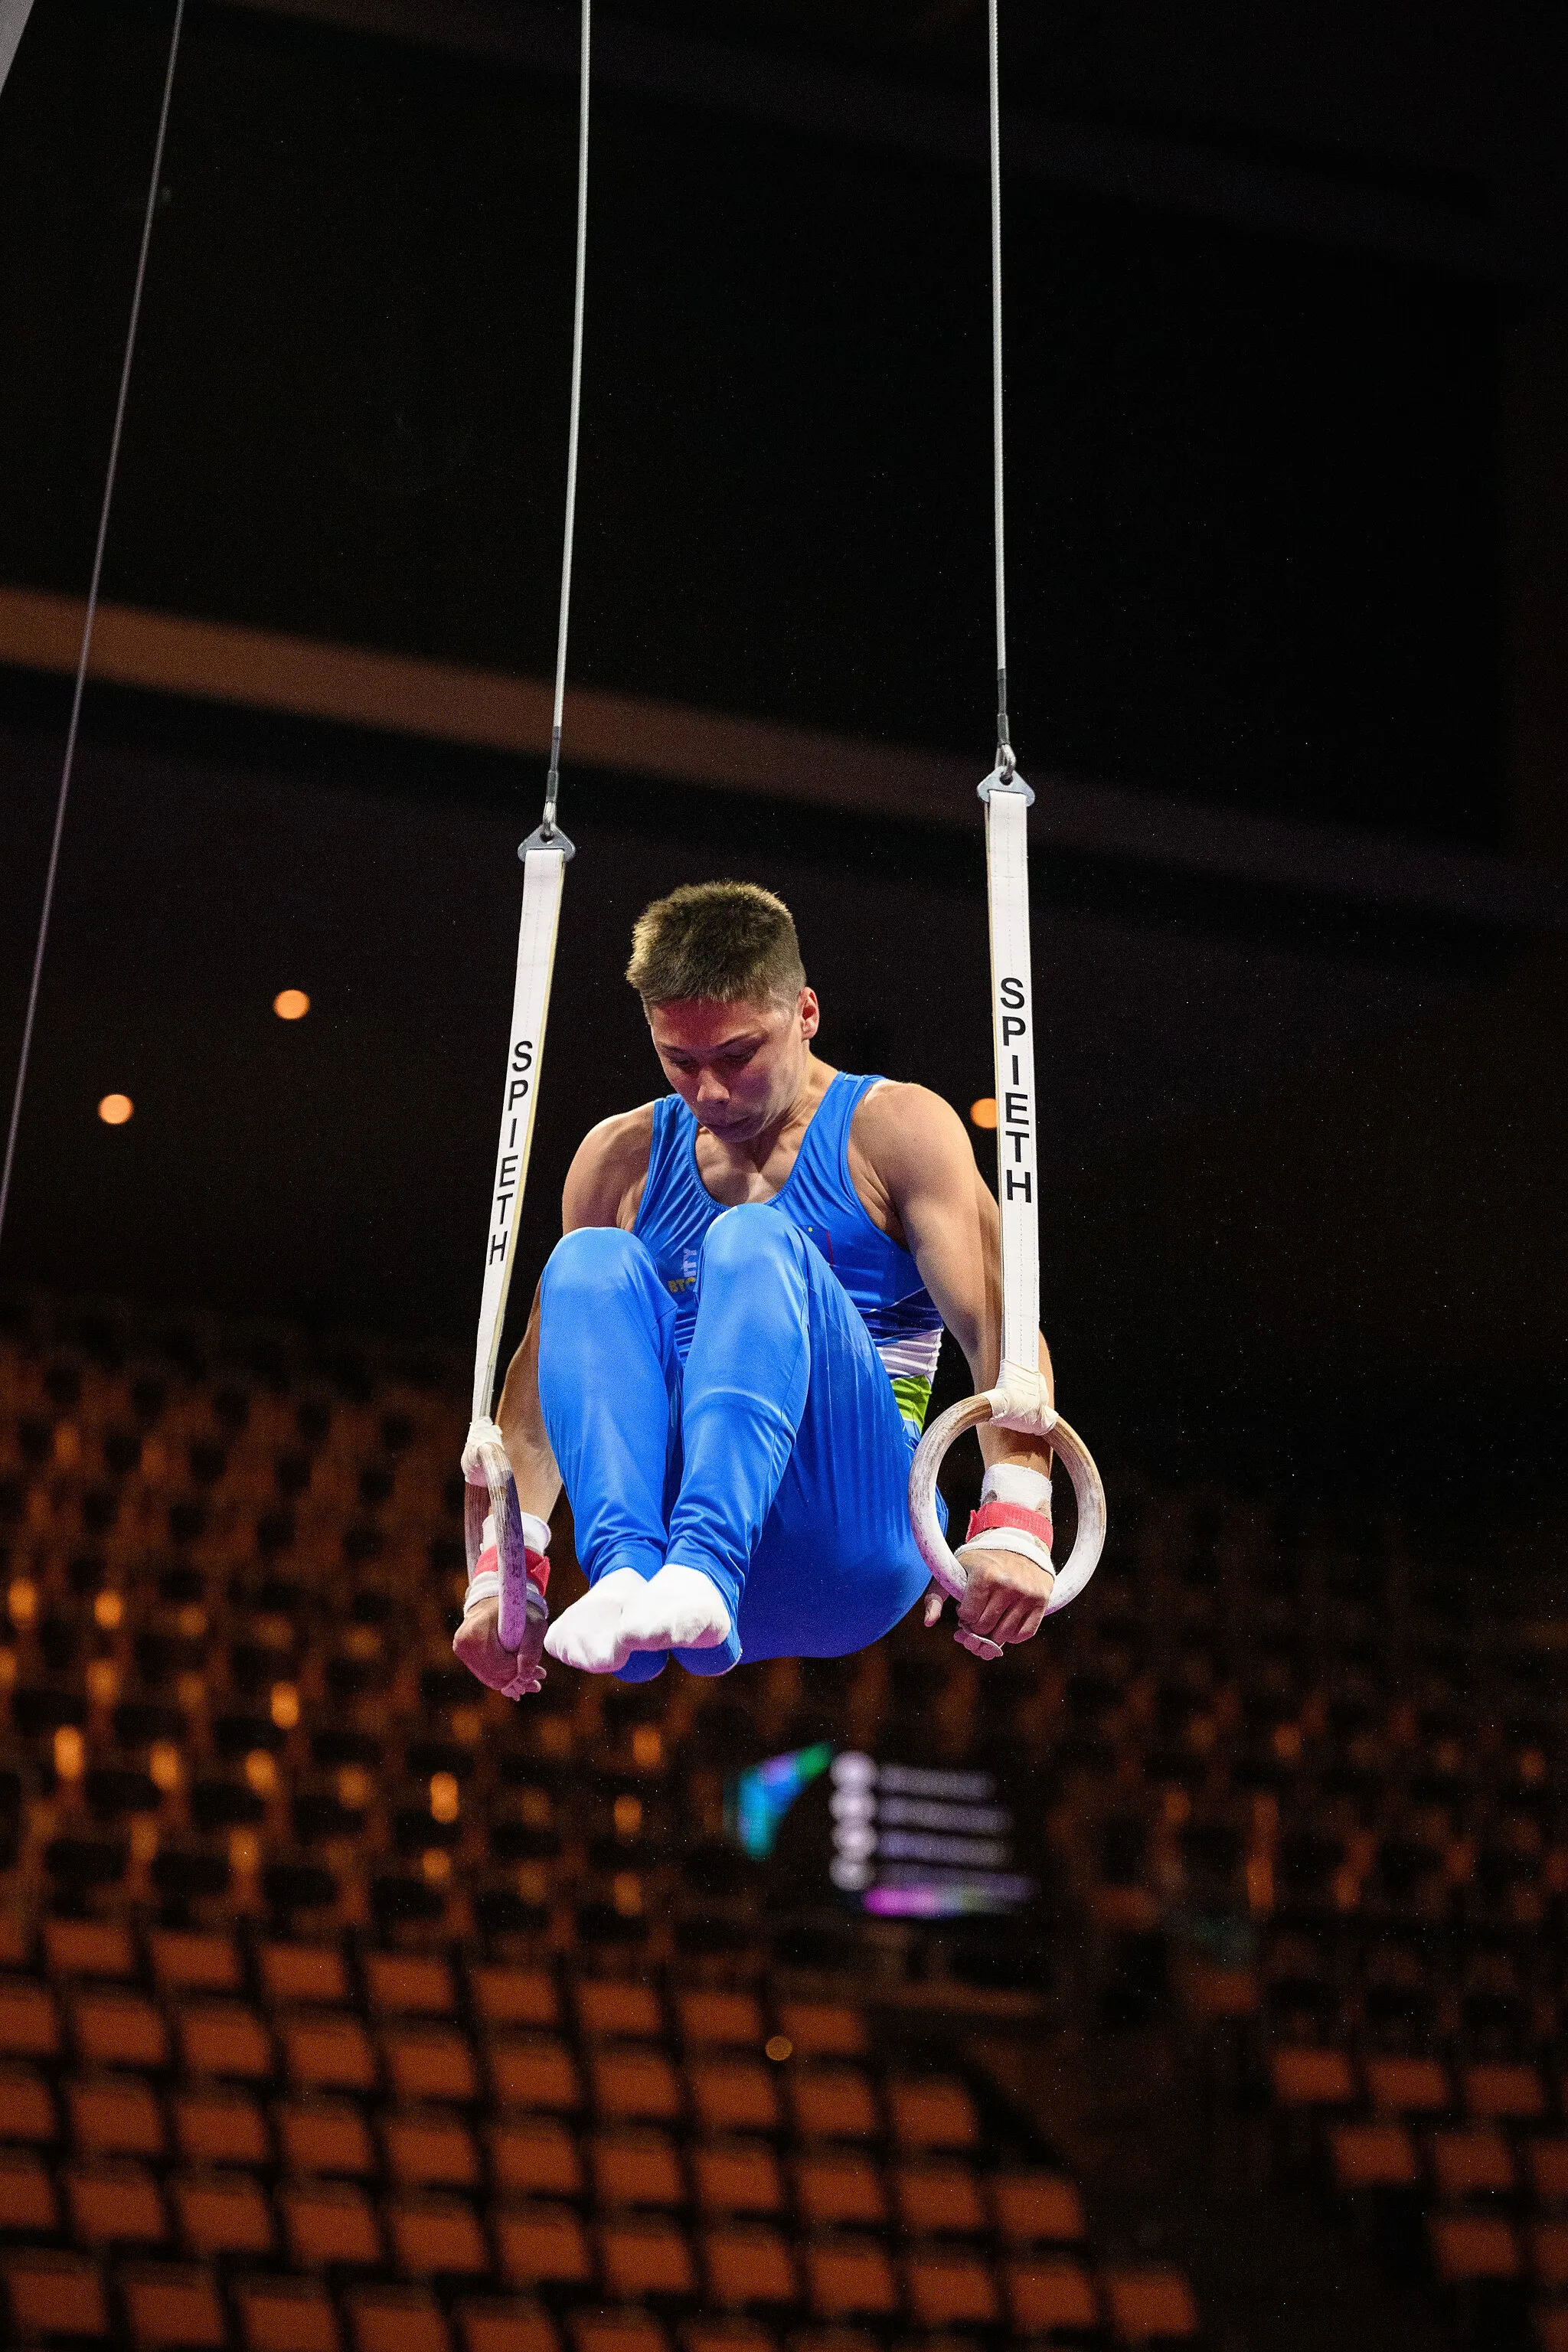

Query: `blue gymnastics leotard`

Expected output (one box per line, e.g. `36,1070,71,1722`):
535,1072,945,1676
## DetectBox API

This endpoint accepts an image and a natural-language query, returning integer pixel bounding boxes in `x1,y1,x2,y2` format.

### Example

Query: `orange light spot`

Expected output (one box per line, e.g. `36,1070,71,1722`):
97,1093,133,1125
270,1681,299,1731
969,1097,998,1130
273,988,310,1021
93,1589,123,1631
54,1726,85,1781
764,2034,793,2063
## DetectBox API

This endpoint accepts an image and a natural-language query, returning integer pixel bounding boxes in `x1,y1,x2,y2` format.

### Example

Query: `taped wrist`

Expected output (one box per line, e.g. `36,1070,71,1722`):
464,1509,551,1616
961,1461,1054,1576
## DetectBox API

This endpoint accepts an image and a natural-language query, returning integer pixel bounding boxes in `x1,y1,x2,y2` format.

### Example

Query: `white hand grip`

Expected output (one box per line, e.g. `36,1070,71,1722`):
908,1393,1106,1618
463,1433,548,1689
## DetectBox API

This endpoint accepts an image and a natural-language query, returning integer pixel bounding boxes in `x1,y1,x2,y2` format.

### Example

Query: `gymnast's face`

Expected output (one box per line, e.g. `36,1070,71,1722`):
647,988,821,1142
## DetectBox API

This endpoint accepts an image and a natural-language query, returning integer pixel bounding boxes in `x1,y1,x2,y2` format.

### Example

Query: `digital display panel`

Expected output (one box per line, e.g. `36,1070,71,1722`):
725,1745,1034,1919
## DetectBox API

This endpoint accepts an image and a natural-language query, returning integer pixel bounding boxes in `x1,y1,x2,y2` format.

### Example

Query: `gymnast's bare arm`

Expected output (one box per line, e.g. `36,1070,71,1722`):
851,1079,1057,1651
452,1108,653,1690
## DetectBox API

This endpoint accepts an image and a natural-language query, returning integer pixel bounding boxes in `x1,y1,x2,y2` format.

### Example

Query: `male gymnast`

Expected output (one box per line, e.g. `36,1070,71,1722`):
454,880,1057,1693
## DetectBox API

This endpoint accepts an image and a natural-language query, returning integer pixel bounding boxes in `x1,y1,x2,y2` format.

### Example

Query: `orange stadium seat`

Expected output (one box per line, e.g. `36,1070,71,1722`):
456,2301,560,2352
791,2068,880,2143
1328,2121,1419,2192
44,1918,137,1980
0,2062,56,2145
387,2192,492,2277
177,2001,274,2082
904,2246,1001,2328
1101,2265,1202,2343
1364,2056,1451,2117
233,2272,342,2352
70,2073,165,2158
488,2035,580,2113
1533,2221,1568,2292
384,2024,481,2104
279,2178,382,2267
172,2083,269,2165
795,2151,887,2229
682,2319,775,2352
0,2145,59,2230
149,1929,243,1996
1430,2127,1516,2201
592,2125,686,2207
71,1988,168,2070
172,2167,275,2255
1269,2047,1355,2111
678,1991,765,2047
345,2284,452,2352
64,2156,168,2246
1,2247,109,2341
1463,2061,1547,2124
488,2116,584,2200
689,2056,782,2135
580,1980,665,2040
571,2313,668,2352
384,2110,483,2189
366,1953,456,2016
1429,2212,1521,2282
275,2098,377,2177
700,2219,798,2308
120,2262,228,2349
1530,2141,1568,2207
691,2141,783,2216
991,2171,1087,2245
776,2004,866,2060
1006,2253,1100,2334
262,1944,352,2006
472,1969,560,2033
803,2235,900,2318
0,1977,60,2060
494,2201,593,2288
601,2211,698,2295
281,2011,378,2096
893,2159,987,2236
886,2079,979,2151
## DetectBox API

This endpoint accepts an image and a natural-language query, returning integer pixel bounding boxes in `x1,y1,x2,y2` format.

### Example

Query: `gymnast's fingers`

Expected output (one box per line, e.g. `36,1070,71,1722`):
452,1596,527,1694
923,1583,946,1629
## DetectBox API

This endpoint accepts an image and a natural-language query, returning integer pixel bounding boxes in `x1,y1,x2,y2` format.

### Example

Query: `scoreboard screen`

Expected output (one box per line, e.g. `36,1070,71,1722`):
726,1744,1034,1919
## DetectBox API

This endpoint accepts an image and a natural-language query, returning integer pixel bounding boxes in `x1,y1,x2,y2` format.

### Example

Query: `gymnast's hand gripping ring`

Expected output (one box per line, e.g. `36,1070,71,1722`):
908,1392,1106,1658
462,1426,549,1700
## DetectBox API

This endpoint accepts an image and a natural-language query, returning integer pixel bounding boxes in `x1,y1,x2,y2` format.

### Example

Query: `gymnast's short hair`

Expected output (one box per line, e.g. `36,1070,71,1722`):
626,880,807,1008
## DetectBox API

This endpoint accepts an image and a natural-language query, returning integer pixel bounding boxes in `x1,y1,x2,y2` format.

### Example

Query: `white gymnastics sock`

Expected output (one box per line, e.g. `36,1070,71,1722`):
543,1567,645,1674
615,1563,732,1655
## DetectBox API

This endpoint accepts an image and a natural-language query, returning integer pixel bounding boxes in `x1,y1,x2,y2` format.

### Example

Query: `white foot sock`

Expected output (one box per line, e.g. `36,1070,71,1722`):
616,1563,732,1655
543,1567,645,1673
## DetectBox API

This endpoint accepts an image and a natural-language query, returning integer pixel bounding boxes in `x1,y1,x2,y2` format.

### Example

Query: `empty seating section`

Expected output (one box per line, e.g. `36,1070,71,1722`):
1038,1484,1568,2343
0,1297,1204,2346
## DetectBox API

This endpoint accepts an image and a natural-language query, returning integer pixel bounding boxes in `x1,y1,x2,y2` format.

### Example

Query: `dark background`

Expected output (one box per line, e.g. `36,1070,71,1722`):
1,0,1564,1519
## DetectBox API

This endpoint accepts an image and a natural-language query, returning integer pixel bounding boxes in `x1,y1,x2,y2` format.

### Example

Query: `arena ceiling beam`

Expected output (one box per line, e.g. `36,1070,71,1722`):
211,0,1501,280
1,583,1560,933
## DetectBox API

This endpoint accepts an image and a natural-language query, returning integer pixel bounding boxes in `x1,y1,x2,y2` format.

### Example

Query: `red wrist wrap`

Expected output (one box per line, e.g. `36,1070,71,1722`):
965,1500,1054,1547
475,1540,550,1596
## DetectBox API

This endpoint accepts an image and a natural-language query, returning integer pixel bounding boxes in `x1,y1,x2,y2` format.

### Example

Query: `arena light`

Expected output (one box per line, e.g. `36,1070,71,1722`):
273,988,310,1021
969,1097,998,1129
97,1093,133,1125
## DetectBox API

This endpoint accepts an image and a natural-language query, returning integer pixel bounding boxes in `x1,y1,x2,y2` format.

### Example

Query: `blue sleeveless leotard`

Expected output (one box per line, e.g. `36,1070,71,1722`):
633,1072,945,1444
535,1071,945,1671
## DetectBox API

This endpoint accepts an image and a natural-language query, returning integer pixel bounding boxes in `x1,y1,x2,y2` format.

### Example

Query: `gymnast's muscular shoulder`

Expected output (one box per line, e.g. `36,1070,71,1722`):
848,1079,988,1259
561,1103,658,1235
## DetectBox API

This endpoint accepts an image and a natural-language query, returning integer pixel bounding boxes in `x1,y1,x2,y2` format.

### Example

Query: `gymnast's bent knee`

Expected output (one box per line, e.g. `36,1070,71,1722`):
541,1224,658,1307
700,1201,805,1279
